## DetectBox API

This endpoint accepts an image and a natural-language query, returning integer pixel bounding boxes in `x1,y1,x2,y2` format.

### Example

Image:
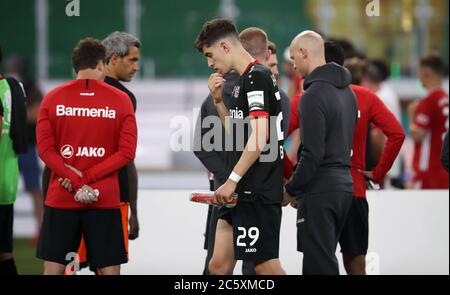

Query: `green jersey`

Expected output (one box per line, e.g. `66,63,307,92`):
0,78,19,205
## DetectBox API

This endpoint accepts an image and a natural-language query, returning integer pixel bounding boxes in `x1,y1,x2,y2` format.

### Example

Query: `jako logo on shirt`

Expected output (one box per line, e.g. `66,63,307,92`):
60,144,106,158
61,144,74,159
56,105,116,119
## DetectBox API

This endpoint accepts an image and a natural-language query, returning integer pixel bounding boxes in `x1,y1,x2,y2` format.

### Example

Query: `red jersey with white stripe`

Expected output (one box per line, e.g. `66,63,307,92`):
350,85,405,197
37,79,137,209
288,84,405,197
412,88,449,189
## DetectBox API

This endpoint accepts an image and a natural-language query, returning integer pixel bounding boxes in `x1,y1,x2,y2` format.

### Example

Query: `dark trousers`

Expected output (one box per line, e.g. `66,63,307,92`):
297,191,353,275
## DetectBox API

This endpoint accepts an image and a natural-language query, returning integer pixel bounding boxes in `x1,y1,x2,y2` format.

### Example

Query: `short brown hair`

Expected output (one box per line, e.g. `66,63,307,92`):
71,38,106,73
420,52,445,76
364,59,390,83
345,57,368,85
268,41,277,55
239,27,268,60
194,18,239,52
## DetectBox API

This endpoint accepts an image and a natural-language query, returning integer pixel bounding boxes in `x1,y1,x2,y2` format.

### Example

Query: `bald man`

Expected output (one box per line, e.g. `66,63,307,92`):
284,31,358,275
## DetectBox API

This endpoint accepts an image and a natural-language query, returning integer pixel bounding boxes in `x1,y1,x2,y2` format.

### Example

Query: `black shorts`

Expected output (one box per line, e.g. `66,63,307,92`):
339,197,369,255
218,196,282,262
36,206,127,268
0,205,14,253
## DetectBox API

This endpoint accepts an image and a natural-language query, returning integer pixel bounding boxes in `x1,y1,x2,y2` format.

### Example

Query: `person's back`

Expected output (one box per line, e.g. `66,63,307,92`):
349,84,405,196
36,38,137,275
295,62,357,194
38,79,136,209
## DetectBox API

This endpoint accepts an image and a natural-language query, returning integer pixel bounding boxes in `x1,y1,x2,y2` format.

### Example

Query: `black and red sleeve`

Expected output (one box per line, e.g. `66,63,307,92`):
244,71,271,119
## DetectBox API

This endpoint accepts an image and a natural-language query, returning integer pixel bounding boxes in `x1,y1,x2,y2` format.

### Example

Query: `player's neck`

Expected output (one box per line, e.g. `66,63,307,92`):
105,65,119,80
76,69,102,80
307,58,326,76
425,79,442,92
233,49,255,75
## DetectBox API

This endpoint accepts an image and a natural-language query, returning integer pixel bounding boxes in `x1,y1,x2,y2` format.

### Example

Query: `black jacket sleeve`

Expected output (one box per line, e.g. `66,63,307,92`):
193,96,228,183
7,77,28,154
285,93,326,196
441,131,449,173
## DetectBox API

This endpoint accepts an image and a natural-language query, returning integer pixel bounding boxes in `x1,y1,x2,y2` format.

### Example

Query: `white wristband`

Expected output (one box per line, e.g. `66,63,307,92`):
228,171,242,183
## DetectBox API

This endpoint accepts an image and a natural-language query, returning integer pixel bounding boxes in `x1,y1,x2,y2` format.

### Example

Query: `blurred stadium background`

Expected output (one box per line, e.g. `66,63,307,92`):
0,0,448,274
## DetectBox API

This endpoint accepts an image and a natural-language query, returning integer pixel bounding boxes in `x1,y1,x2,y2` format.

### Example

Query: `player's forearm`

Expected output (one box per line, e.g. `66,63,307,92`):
232,118,268,177
36,116,82,188
214,101,231,132
127,161,138,215
409,124,426,143
372,121,405,182
232,145,263,178
83,114,137,183
38,148,81,187
83,148,135,184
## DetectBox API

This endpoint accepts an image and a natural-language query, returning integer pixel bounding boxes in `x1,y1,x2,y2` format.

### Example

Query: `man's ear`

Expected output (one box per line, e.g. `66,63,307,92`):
109,53,120,65
264,49,271,63
300,47,307,59
220,41,230,53
97,60,105,72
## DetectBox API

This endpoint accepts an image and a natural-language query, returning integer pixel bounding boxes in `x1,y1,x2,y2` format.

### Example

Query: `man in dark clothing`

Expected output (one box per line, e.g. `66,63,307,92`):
284,31,358,275
442,131,449,173
194,71,241,274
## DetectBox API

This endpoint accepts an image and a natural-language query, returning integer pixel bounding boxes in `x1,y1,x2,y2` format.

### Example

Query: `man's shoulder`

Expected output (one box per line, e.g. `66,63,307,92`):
44,80,77,99
302,84,324,100
351,84,379,106
243,64,273,83
279,89,288,99
105,77,135,98
99,80,130,100
201,94,215,110
351,84,372,96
